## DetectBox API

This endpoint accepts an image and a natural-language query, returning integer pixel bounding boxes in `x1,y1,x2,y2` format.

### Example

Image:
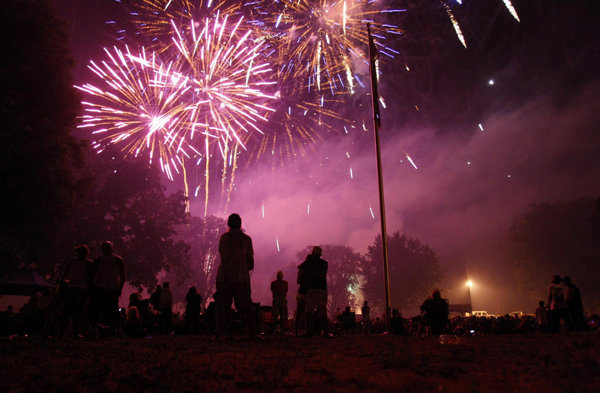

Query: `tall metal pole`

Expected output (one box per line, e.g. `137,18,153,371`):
367,24,392,331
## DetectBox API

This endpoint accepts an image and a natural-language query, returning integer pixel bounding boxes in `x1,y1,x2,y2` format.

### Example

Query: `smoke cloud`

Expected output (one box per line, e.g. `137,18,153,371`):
199,80,600,314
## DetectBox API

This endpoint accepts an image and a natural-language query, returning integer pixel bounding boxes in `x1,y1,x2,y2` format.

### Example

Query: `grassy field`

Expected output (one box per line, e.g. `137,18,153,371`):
2,333,599,392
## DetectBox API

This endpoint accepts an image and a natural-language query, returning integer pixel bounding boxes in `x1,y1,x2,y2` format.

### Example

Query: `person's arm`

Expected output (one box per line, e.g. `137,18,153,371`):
247,237,254,271
117,257,126,292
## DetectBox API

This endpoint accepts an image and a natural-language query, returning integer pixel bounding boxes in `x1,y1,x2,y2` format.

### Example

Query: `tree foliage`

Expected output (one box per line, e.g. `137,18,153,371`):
0,0,84,276
51,152,190,289
508,198,600,313
296,244,363,316
363,232,443,315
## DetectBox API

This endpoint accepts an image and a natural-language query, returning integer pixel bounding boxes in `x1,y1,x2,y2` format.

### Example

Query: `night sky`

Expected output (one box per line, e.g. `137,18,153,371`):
49,0,600,314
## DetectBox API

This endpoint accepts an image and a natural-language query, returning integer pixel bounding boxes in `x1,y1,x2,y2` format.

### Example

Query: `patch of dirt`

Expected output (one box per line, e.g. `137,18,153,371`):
1,333,599,392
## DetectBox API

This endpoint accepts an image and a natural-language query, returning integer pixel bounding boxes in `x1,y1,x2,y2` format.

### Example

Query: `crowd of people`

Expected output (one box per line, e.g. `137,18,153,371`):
0,214,597,339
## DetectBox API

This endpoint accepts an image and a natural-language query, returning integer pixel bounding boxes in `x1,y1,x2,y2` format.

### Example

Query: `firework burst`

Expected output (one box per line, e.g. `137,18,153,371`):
75,45,196,181
250,0,403,97
124,0,244,54
171,13,277,157
169,12,278,212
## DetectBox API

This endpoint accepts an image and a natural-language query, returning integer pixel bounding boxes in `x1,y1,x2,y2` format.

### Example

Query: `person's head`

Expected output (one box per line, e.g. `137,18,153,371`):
363,300,368,306
563,276,572,285
163,281,170,289
431,289,441,299
187,286,197,295
101,241,113,255
75,244,89,259
155,284,162,292
276,271,284,279
539,300,545,307
551,275,562,284
311,246,322,257
227,213,242,229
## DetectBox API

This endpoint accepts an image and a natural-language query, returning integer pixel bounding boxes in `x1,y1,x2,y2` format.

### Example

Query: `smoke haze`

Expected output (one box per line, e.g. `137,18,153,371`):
208,80,600,314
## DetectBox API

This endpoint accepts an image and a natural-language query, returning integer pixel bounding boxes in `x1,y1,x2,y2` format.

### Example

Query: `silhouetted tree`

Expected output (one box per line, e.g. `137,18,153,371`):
509,198,600,313
0,0,85,276
52,152,190,288
296,244,363,317
363,232,443,315
174,215,226,306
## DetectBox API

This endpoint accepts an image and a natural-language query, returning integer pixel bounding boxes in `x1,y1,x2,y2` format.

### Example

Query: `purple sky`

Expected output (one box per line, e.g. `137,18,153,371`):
50,0,600,314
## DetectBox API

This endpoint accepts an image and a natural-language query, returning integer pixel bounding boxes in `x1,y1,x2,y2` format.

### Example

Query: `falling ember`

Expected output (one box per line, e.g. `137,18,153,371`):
369,206,375,219
307,204,310,215
406,154,418,169
478,123,484,131
502,0,521,22
261,203,265,218
443,3,467,48
349,167,354,179
276,237,280,252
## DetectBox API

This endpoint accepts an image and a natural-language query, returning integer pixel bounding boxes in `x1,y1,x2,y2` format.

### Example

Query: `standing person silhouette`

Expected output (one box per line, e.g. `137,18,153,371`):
91,241,125,336
547,275,569,332
299,246,328,337
270,271,288,334
563,276,585,331
60,245,93,338
361,300,372,334
216,214,256,340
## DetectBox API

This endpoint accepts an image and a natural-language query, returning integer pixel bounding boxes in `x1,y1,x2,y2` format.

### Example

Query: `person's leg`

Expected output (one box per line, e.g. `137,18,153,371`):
272,298,280,334
295,296,305,336
216,284,234,339
316,290,328,335
233,282,255,337
280,299,288,332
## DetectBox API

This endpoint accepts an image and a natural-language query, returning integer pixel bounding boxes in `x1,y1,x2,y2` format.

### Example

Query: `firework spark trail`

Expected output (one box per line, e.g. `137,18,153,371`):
442,2,467,48
502,0,520,22
75,45,195,179
243,96,351,165
443,1,520,47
